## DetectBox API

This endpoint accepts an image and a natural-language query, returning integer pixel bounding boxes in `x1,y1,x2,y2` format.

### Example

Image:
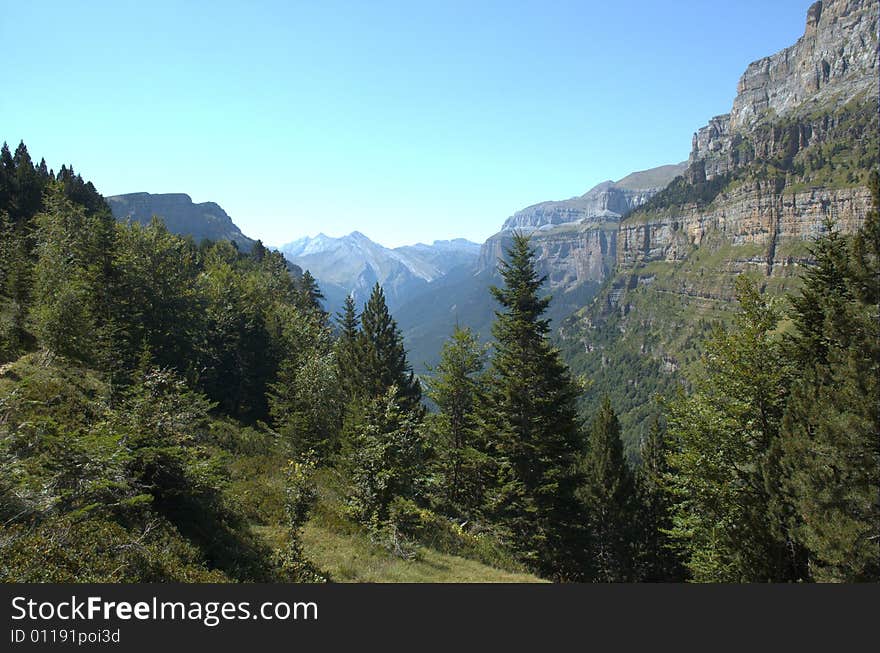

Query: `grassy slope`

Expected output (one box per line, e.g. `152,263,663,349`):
0,354,543,583
256,523,544,583
235,458,545,584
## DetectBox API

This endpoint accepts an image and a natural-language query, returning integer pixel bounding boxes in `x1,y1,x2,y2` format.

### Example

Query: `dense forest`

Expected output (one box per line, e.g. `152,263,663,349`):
1,141,877,582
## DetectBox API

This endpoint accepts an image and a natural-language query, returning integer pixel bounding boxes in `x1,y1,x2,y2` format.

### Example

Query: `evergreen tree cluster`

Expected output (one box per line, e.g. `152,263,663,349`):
1,140,875,582
0,142,332,581
664,172,880,581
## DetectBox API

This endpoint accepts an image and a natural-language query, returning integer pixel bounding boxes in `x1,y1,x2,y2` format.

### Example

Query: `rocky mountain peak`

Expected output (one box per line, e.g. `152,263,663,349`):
107,192,255,249
500,163,686,232
690,0,878,178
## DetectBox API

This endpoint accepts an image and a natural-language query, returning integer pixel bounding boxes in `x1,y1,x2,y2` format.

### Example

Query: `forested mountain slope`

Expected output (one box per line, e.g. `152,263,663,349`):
559,0,878,453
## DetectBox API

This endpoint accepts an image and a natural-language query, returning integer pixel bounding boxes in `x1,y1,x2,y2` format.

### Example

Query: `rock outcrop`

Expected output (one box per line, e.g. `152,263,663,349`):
690,0,878,179
501,163,686,231
625,0,878,268
559,0,879,447
481,224,618,293
617,183,874,270
107,192,255,250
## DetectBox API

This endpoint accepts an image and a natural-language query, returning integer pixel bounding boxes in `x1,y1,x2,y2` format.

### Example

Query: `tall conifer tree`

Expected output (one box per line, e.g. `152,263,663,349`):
334,294,361,402
427,326,490,520
578,397,635,581
633,418,685,581
483,232,585,579
357,283,421,411
781,173,880,582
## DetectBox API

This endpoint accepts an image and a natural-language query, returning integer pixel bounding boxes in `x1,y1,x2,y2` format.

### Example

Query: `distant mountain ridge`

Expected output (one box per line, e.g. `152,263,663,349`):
278,232,481,312
501,163,686,231
107,192,255,250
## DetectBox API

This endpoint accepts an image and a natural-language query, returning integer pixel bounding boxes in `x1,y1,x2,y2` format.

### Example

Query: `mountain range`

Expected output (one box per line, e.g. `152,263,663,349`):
559,0,878,450
501,163,687,231
101,0,878,414
107,192,256,250
278,232,480,312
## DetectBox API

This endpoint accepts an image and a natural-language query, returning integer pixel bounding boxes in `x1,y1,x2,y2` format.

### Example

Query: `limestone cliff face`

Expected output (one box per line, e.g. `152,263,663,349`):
501,163,686,231
107,192,255,249
480,225,618,293
617,183,874,270
619,0,878,270
690,0,878,179
482,163,685,300
502,184,658,231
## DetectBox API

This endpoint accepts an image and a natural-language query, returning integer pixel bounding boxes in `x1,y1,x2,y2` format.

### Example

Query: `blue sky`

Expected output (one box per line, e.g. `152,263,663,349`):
2,0,810,247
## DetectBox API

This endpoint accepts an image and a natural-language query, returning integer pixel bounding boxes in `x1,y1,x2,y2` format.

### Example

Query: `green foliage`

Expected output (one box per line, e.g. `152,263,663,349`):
269,308,344,461
275,455,327,582
0,355,280,582
343,388,427,533
107,218,203,378
665,276,805,581
297,270,327,317
780,173,880,582
632,418,686,581
578,398,636,581
271,350,344,460
0,516,230,583
31,187,114,362
357,283,422,411
333,294,362,403
0,141,556,584
425,326,491,520
385,497,527,571
0,212,32,361
481,232,586,579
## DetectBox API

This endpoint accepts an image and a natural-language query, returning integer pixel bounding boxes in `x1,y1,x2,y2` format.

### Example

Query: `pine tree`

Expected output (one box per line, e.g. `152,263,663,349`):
578,397,635,582
482,232,585,579
269,318,344,462
0,212,32,359
780,173,880,582
108,217,202,375
426,325,491,520
344,387,427,532
11,142,43,223
30,188,106,361
357,283,422,411
334,294,362,403
298,270,326,317
666,275,804,582
633,418,685,581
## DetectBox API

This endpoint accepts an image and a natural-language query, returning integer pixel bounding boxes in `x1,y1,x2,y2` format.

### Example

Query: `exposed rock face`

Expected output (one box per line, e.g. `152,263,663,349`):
625,0,880,269
481,225,618,293
480,163,686,303
690,0,878,179
618,183,874,269
501,163,686,231
107,192,255,249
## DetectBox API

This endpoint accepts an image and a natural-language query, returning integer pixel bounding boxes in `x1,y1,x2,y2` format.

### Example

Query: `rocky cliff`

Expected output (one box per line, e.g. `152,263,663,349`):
481,223,619,291
622,0,878,271
617,183,874,271
560,0,879,452
691,0,878,179
480,162,685,301
107,192,255,250
501,163,686,231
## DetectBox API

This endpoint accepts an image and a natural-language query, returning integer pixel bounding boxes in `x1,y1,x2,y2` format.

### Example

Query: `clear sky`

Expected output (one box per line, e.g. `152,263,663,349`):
2,0,811,248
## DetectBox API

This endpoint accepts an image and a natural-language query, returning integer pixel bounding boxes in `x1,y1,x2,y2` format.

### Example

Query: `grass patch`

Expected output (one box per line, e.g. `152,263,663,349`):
254,523,545,583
